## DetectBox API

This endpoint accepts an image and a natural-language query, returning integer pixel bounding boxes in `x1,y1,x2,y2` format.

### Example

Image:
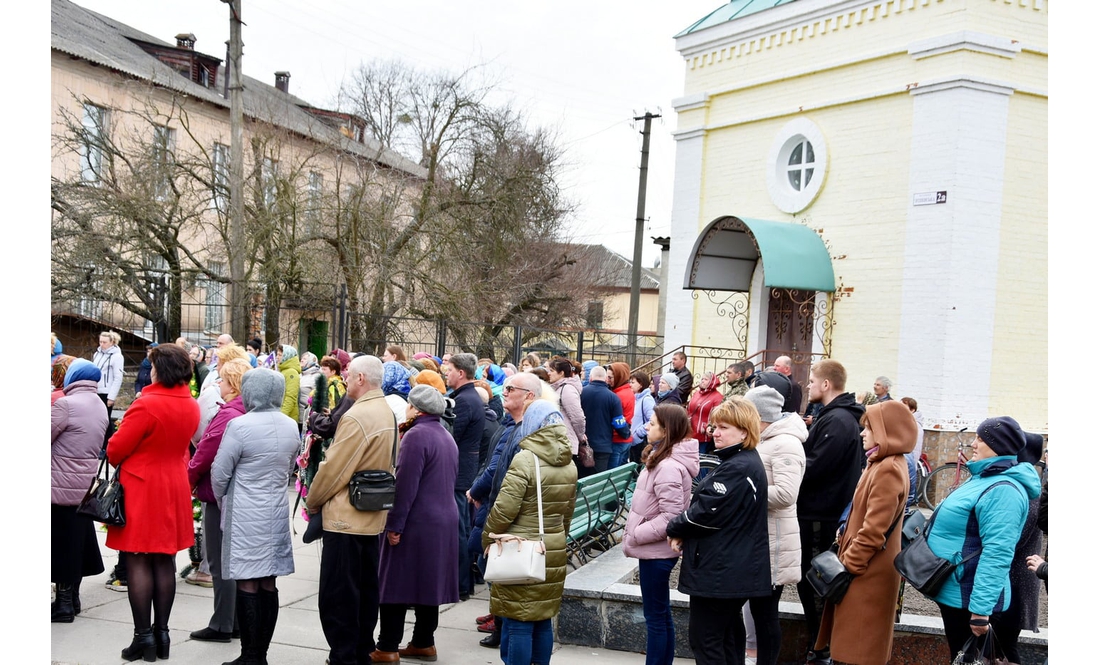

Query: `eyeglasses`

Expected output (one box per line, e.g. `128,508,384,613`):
503,385,533,395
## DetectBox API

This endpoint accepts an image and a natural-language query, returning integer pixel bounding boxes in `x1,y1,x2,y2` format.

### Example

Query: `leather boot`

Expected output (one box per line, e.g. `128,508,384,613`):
222,590,263,665
257,589,279,665
51,584,75,623
121,628,157,662
73,580,82,615
479,616,502,648
154,625,171,660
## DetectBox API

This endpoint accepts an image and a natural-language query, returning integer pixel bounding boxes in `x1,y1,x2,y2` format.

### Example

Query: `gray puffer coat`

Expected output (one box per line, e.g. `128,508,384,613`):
212,369,300,580
51,380,109,505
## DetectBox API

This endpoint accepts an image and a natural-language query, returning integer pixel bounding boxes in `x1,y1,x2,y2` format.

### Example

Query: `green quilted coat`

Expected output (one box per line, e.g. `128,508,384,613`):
482,423,578,621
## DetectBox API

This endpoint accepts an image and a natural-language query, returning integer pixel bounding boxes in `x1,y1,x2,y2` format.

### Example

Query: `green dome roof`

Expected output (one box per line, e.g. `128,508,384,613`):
677,0,800,37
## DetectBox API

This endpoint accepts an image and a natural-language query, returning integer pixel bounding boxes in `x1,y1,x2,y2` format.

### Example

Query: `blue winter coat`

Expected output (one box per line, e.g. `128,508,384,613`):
927,456,1042,615
579,380,629,454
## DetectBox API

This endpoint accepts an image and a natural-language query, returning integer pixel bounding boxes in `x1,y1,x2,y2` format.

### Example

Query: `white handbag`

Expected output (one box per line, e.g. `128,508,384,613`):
483,454,547,585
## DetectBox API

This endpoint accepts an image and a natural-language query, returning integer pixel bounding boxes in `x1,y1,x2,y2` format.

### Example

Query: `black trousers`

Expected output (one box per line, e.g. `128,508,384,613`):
796,518,838,652
377,603,439,652
318,531,380,665
689,594,778,665
937,603,1009,661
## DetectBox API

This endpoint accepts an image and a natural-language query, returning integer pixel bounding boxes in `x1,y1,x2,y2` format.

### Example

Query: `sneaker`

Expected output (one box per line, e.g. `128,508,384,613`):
185,570,214,588
105,573,127,592
477,619,496,634
476,613,493,625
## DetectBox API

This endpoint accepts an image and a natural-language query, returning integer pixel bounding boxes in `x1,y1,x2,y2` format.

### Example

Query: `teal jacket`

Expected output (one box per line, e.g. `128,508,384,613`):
927,456,1042,615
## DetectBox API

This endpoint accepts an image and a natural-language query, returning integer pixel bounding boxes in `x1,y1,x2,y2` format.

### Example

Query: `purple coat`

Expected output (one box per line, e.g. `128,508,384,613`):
188,396,247,504
51,380,109,505
379,414,460,605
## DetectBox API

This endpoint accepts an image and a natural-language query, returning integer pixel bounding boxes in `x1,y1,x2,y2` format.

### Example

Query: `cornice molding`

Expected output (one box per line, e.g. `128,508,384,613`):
909,30,1021,59
907,75,1016,97
671,92,711,112
671,128,707,142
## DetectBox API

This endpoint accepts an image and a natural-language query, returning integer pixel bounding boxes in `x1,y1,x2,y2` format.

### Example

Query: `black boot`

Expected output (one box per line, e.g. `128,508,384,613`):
52,584,75,623
121,628,157,662
154,626,171,659
257,589,279,665
222,590,263,665
72,580,82,615
479,617,502,648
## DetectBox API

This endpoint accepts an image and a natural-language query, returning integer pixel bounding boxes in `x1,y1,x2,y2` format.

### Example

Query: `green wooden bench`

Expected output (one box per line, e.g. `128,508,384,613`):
566,462,639,569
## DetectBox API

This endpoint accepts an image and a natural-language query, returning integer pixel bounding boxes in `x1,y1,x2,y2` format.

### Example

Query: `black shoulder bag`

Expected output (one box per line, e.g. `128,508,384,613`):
76,456,126,526
347,414,400,512
808,507,904,604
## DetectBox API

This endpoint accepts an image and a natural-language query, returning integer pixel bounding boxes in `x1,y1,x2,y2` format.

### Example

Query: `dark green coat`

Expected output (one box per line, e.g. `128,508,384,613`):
483,423,578,621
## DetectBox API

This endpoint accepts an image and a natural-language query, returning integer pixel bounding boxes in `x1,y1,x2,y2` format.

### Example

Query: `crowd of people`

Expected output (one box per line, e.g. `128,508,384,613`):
50,332,1048,665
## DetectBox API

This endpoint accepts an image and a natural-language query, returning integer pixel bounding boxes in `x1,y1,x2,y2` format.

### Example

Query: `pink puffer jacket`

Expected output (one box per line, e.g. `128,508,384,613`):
51,380,109,505
623,438,700,559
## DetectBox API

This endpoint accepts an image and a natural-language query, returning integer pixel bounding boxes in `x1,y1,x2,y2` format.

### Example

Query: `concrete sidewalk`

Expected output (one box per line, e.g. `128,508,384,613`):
52,493,694,664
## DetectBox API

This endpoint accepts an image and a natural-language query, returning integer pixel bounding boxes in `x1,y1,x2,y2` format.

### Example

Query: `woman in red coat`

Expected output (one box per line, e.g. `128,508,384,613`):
687,371,724,456
609,362,636,468
106,344,200,662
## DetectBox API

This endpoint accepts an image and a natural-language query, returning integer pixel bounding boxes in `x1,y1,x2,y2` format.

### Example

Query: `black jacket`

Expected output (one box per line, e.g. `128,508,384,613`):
307,393,353,439
674,366,694,404
666,443,772,599
450,382,486,493
796,392,865,522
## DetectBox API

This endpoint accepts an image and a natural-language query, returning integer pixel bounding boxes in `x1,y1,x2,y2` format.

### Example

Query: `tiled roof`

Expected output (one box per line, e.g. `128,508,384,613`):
676,0,800,37
52,0,427,178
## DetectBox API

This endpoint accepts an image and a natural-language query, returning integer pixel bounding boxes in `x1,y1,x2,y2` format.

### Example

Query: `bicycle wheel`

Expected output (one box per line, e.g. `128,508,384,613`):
692,454,721,494
922,463,971,510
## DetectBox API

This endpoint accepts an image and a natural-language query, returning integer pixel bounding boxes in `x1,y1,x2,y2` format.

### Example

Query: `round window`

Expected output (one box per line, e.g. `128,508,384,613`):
766,118,827,213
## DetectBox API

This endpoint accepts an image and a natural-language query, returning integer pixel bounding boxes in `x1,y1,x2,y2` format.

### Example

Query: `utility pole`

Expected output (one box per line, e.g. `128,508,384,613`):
627,111,659,366
224,0,248,342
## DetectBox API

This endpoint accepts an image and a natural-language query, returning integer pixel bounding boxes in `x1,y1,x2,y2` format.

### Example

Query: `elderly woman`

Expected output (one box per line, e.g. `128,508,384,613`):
482,397,578,665
687,371,724,456
106,344,200,661
382,360,413,420
371,385,460,662
926,416,1042,661
811,399,913,665
186,358,252,643
665,397,774,665
51,359,109,623
211,368,301,665
51,354,76,404
742,386,807,665
654,372,682,406
298,351,321,427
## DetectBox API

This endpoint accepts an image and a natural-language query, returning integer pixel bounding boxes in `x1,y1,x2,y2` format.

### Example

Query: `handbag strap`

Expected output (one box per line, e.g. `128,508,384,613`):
926,479,1023,565
533,453,544,538
388,413,398,467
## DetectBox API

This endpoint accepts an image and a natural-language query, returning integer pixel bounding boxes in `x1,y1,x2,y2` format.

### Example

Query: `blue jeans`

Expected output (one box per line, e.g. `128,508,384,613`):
610,443,631,469
638,558,678,665
500,617,553,665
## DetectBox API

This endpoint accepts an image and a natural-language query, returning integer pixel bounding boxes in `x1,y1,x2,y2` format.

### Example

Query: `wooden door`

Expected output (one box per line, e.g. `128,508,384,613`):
765,288,815,390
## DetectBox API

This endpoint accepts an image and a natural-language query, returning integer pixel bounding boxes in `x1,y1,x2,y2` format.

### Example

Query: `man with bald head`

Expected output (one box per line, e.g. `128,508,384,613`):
308,355,399,665
580,365,631,474
773,355,803,415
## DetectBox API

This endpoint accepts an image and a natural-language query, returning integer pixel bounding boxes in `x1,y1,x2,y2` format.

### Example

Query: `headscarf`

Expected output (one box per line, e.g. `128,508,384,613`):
300,351,319,369
64,358,102,388
382,361,412,397
502,363,518,378
279,344,299,362
52,336,63,363
581,360,600,387
514,398,564,443
328,348,352,374
52,354,75,390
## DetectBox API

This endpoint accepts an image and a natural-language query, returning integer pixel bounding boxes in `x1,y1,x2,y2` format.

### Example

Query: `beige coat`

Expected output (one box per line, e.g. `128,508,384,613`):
757,413,807,586
308,390,399,536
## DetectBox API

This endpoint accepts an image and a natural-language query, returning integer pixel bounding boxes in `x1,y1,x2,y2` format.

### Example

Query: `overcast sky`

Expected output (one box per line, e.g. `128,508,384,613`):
67,0,722,268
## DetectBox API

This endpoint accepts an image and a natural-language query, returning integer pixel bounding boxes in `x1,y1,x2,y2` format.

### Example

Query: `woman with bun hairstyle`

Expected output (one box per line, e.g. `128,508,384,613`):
623,404,699,665
812,399,914,665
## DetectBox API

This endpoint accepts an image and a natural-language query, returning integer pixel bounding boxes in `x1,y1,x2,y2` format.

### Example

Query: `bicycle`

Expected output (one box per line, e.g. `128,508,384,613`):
921,428,972,510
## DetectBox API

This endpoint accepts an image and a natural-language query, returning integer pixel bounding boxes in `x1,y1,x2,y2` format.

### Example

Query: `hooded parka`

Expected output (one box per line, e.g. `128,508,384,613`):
757,412,808,586
211,369,301,580
815,400,915,665
623,438,700,560
482,423,578,621
277,351,301,422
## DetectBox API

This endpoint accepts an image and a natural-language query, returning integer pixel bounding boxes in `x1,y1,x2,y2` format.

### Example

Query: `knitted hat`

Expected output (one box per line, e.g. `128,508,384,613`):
409,384,448,415
660,372,680,393
976,416,1026,457
413,369,447,394
1017,431,1045,465
745,386,784,422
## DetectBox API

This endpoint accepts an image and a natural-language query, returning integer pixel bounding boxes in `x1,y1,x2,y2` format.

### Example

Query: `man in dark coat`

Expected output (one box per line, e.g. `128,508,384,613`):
774,355,803,415
796,359,865,665
671,351,694,404
579,366,631,473
445,353,485,600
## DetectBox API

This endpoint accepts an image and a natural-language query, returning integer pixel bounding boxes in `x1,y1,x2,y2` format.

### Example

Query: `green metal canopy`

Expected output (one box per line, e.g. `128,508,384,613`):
683,216,835,293
676,0,801,38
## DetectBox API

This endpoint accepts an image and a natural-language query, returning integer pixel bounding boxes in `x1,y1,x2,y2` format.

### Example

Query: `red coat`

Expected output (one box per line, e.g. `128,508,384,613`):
687,377,724,444
612,383,635,444
106,382,200,554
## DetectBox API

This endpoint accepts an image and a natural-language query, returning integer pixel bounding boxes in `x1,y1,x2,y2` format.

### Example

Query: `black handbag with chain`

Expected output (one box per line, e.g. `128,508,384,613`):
75,457,126,526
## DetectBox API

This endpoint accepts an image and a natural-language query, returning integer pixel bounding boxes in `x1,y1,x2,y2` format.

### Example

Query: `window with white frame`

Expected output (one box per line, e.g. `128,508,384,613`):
765,118,828,214
307,171,323,229
212,143,229,212
262,157,278,207
203,262,227,332
80,103,109,183
153,125,176,200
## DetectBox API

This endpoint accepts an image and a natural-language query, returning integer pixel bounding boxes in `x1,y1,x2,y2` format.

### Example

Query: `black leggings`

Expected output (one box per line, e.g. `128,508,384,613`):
126,552,177,631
